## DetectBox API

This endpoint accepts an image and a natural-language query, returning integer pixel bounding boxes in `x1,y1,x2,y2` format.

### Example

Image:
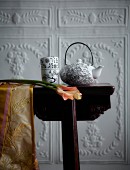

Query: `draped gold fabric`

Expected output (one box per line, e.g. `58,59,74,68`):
0,83,39,170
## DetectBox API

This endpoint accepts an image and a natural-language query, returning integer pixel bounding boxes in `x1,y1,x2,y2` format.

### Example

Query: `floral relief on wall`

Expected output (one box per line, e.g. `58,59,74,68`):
36,121,51,162
0,9,50,26
58,8,126,27
80,122,105,154
0,39,49,78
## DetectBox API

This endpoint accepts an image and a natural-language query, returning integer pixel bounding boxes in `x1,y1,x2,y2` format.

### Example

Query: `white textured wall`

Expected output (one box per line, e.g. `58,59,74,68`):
0,0,130,170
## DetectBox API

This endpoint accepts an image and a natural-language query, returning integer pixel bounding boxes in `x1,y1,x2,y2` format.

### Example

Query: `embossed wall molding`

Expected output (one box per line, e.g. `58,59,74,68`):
35,120,53,163
58,7,127,27
113,57,124,160
0,37,50,78
0,8,51,27
80,122,105,155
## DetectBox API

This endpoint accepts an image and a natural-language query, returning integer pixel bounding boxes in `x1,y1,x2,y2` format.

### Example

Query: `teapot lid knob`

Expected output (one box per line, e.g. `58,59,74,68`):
77,59,82,63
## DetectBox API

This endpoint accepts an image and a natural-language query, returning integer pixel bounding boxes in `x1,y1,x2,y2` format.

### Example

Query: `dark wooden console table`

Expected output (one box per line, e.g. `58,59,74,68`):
33,83,115,170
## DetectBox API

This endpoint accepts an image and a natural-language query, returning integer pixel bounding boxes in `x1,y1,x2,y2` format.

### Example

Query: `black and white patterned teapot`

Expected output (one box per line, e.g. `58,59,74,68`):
59,42,104,86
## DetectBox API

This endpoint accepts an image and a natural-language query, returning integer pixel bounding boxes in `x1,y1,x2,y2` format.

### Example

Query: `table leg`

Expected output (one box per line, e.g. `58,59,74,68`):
61,100,80,170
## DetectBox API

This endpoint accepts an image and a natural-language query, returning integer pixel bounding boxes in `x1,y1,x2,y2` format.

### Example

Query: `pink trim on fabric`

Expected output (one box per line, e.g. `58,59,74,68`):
0,85,11,157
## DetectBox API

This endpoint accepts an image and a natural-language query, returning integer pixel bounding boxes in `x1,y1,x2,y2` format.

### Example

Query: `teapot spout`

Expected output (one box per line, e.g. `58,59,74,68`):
92,65,104,79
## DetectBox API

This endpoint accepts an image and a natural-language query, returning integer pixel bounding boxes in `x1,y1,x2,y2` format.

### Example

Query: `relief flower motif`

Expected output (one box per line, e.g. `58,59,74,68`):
12,13,21,24
6,50,28,77
0,79,82,101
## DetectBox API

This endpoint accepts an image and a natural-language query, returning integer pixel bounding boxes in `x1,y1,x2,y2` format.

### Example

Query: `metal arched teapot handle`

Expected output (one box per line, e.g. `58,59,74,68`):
64,42,94,66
